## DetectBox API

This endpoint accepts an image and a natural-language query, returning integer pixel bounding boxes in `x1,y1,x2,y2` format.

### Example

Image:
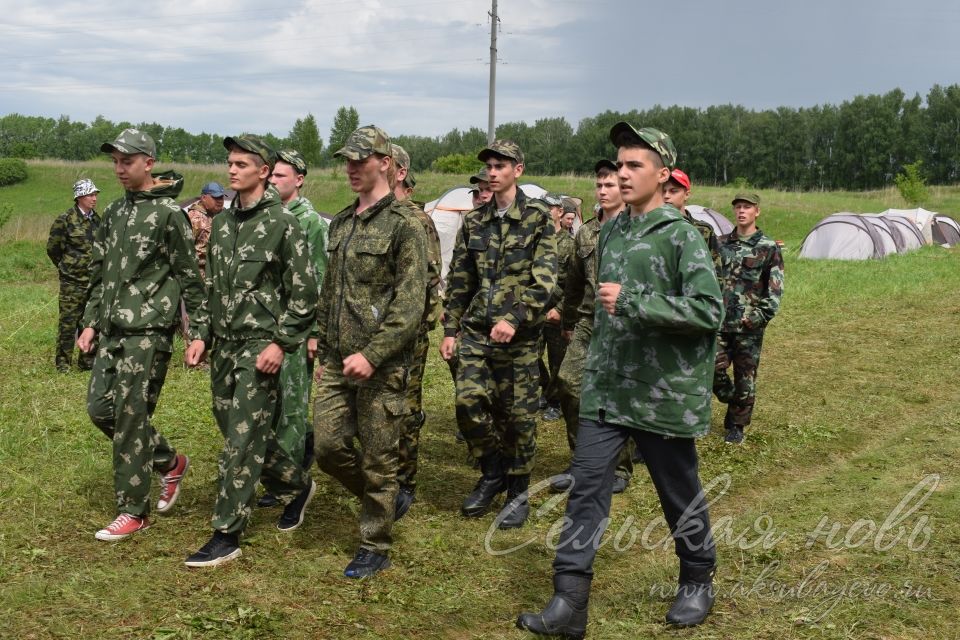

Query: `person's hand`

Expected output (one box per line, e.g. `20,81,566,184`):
598,282,623,315
184,340,206,366
343,353,375,381
307,337,318,361
440,336,457,361
545,308,561,324
77,327,97,354
561,329,573,343
256,342,285,374
490,319,516,343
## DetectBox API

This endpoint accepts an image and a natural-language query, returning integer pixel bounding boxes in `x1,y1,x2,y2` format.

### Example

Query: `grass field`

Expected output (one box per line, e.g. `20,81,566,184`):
0,161,958,639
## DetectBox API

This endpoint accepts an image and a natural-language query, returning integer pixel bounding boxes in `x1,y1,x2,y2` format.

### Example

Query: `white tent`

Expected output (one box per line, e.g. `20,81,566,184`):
881,208,934,244
879,213,925,250
932,214,960,246
861,214,906,254
686,205,734,236
799,213,892,260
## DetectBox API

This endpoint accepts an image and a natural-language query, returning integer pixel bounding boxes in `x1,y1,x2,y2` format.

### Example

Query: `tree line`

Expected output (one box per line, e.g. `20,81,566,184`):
3,85,960,190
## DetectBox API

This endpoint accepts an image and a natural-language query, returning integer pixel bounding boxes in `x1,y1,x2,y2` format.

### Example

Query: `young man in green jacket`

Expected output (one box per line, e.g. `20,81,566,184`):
517,124,724,638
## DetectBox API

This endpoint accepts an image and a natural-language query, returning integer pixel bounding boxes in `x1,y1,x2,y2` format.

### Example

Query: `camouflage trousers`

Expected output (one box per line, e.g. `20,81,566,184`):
56,277,94,371
86,332,177,517
556,322,634,480
276,342,314,467
398,327,430,489
538,321,567,406
713,332,765,427
210,338,311,535
455,336,540,475
314,363,407,554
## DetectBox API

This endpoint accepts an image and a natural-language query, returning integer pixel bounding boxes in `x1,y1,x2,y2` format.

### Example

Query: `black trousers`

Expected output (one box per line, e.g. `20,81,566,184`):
553,417,715,578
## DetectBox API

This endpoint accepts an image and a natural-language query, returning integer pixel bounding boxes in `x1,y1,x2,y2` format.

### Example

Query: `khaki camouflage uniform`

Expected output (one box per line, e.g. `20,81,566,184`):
538,228,575,407
201,184,317,535
47,204,100,371
713,228,784,428
83,171,207,517
186,200,216,271
443,190,558,476
313,193,427,554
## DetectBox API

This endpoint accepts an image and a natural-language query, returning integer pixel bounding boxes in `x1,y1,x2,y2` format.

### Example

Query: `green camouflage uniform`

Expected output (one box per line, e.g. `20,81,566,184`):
83,171,207,517
683,209,723,273
47,204,100,370
202,181,317,535
443,189,558,476
276,195,328,467
313,192,427,554
397,198,443,490
538,228,575,407
713,228,784,427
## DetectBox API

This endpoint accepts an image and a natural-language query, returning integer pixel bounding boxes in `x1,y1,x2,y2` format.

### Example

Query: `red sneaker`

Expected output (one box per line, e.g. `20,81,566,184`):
157,454,190,513
95,514,150,541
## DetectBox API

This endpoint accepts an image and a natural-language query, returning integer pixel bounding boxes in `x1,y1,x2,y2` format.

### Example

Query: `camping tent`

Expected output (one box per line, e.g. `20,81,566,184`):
931,214,960,246
799,213,892,259
861,214,906,254
686,205,734,236
879,213,925,250
880,208,934,244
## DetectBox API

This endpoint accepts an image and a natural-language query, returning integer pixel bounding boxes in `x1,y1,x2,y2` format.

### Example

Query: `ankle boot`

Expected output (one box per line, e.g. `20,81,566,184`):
665,564,715,627
496,474,530,529
516,573,590,639
461,452,506,517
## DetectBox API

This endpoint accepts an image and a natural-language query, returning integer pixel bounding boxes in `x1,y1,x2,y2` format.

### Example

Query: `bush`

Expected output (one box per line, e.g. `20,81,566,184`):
895,160,928,206
0,158,28,187
431,153,482,174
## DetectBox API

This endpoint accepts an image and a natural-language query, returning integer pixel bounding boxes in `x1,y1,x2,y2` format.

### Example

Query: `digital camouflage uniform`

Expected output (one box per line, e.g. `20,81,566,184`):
202,181,317,535
538,224,575,407
713,228,784,428
83,171,207,518
186,200,216,271
397,198,443,490
276,194,328,468
443,188,558,476
313,192,427,554
47,204,100,371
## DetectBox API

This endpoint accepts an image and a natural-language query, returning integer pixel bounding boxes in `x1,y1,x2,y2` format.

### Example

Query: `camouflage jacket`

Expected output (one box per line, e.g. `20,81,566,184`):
81,172,207,341
401,199,443,330
316,193,427,371
286,195,329,293
546,229,576,315
186,201,214,271
47,205,100,283
683,209,722,274
717,228,784,334
443,191,558,343
561,216,601,333
580,206,724,438
203,185,318,352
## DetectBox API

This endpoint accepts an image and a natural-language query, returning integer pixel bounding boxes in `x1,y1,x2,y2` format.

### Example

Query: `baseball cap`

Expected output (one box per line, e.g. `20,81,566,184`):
201,182,226,198
469,167,491,185
561,197,579,214
732,192,761,205
100,128,156,158
334,125,392,160
608,122,677,169
223,134,278,169
594,159,617,174
392,144,411,170
669,169,691,191
478,140,524,164
73,179,99,199
277,149,308,175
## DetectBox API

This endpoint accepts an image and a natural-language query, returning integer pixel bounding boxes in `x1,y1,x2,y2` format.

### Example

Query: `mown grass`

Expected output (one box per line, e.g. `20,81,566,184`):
0,164,957,639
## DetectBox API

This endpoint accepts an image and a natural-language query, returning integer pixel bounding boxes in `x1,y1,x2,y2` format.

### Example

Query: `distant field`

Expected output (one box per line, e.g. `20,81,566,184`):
0,163,958,639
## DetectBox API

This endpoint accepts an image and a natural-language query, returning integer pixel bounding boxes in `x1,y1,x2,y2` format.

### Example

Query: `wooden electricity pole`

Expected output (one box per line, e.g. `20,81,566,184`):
487,0,499,144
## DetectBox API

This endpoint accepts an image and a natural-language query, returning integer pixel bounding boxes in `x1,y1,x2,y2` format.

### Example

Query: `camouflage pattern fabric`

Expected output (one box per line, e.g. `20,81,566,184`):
223,134,277,168
478,139,524,164
334,125,392,160
580,207,723,437
716,228,784,334
683,210,723,274
86,332,177,516
286,195,328,291
608,123,677,168
314,364,406,553
186,201,215,271
713,332,764,427
561,217,601,331
538,229,575,404
100,128,156,157
56,281,96,370
210,338,311,534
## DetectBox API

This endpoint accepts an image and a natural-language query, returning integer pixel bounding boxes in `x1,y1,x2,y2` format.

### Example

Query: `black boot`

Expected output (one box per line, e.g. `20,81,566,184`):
496,474,530,529
665,565,715,627
516,573,590,639
461,452,506,517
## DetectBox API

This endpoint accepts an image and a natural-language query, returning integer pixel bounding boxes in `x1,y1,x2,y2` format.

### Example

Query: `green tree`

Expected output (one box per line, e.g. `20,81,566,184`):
431,153,482,174
328,106,360,157
894,161,929,206
288,114,323,167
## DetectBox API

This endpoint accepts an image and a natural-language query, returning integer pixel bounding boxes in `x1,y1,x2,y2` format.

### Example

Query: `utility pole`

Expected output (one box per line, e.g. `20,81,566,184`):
487,0,499,144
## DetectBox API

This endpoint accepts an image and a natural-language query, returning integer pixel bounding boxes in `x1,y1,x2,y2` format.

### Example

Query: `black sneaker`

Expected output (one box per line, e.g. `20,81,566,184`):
185,532,241,567
277,479,316,531
394,485,416,521
344,548,391,578
612,475,629,494
257,492,279,508
724,426,745,445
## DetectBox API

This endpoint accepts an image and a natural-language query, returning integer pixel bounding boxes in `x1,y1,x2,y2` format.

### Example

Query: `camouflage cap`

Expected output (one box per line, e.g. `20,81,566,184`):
478,139,524,164
543,192,563,207
403,173,417,190
469,167,491,184
100,128,156,158
73,178,99,199
392,144,411,170
277,149,308,175
561,197,579,214
334,125,392,160
609,122,677,169
223,134,278,169
594,158,617,175
732,192,761,205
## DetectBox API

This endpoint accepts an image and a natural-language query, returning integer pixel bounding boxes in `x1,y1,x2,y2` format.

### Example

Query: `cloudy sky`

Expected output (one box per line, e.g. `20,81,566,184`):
2,0,959,142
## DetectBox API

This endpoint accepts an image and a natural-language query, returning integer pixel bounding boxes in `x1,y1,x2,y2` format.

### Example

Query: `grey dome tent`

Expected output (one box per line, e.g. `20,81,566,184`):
861,214,906,254
799,213,892,259
686,205,734,236
931,214,960,246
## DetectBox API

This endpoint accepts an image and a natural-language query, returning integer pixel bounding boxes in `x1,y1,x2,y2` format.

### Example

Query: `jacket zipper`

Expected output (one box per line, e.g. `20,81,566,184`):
336,213,360,357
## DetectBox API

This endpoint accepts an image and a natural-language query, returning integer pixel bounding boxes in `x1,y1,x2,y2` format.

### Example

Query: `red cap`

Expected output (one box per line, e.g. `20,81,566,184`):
669,168,691,190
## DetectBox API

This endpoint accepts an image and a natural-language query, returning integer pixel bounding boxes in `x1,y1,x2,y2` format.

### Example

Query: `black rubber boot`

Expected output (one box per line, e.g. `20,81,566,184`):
549,468,573,493
496,474,530,529
665,565,716,627
516,573,590,639
461,452,506,517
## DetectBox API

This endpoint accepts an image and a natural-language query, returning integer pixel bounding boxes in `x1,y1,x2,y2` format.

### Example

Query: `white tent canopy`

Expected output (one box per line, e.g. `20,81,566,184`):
686,205,734,236
799,213,892,260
